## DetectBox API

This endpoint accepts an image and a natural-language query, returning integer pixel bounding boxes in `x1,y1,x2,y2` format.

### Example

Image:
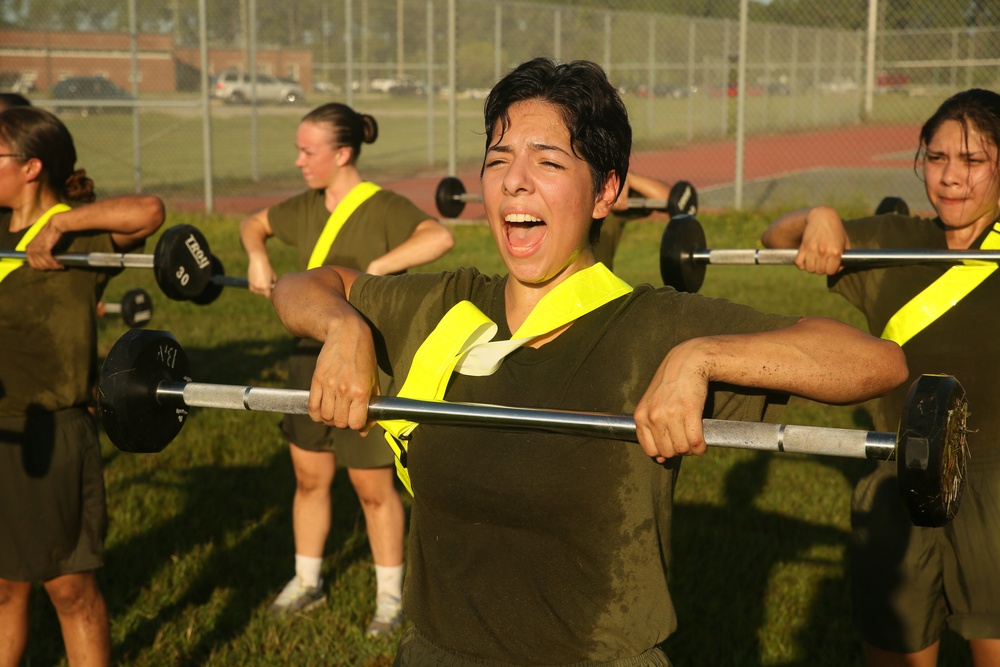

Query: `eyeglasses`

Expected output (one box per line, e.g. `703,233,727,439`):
0,153,29,160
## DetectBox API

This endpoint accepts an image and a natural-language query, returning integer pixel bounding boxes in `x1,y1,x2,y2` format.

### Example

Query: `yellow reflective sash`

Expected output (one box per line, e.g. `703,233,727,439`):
881,223,1000,346
0,203,72,284
306,182,381,270
379,263,632,494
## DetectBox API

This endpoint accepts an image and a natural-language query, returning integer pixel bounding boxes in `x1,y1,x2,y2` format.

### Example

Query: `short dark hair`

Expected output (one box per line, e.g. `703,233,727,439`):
917,88,1000,175
301,102,378,164
482,58,632,244
0,106,95,202
0,93,32,111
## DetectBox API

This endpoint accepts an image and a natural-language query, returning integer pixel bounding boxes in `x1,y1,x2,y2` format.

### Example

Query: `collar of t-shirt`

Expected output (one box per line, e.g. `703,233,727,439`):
0,203,72,284
378,262,632,495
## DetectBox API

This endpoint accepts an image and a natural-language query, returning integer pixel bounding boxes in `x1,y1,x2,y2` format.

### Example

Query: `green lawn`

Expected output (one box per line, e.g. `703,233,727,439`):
23,209,972,666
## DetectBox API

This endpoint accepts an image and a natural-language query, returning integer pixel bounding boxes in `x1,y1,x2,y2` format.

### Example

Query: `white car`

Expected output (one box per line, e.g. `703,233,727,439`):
213,71,305,105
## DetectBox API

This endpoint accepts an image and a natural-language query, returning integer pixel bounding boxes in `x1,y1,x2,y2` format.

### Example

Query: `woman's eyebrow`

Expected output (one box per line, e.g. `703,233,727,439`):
486,141,570,156
529,141,569,155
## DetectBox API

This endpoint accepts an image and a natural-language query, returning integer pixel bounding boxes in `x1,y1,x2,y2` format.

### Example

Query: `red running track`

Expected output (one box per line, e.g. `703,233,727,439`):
167,123,922,219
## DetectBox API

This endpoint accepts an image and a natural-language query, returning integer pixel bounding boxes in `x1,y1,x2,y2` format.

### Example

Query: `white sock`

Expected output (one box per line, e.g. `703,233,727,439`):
374,563,404,600
295,555,323,588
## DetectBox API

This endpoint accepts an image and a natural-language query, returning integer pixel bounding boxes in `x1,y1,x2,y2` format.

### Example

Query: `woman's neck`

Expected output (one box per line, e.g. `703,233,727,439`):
7,189,60,233
944,210,1000,249
322,168,364,210
503,251,596,345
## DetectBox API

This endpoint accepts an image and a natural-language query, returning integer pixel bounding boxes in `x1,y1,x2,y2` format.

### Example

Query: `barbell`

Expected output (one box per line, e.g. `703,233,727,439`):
97,328,967,527
434,176,699,219
100,287,153,328
659,215,1000,293
0,224,215,302
184,254,253,306
181,252,282,306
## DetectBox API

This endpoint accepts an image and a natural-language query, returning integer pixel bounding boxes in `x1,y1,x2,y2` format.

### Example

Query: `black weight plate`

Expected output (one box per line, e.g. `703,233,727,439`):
98,329,190,454
152,224,214,301
875,196,910,216
191,254,225,306
896,373,967,527
667,180,698,217
435,176,467,219
119,287,153,328
659,215,707,292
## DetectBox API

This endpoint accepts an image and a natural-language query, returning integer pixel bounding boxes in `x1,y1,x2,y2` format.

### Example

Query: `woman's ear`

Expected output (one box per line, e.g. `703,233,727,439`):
592,171,621,219
22,157,43,183
335,146,354,167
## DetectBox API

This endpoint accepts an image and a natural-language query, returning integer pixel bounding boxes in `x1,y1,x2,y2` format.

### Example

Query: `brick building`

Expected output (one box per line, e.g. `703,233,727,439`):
0,28,313,94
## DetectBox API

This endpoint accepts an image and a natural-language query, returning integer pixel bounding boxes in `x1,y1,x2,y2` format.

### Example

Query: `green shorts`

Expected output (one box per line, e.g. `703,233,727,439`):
280,340,395,469
0,408,107,581
849,449,1000,651
393,626,673,666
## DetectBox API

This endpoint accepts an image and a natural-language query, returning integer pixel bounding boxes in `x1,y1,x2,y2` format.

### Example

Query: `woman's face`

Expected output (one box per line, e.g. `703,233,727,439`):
294,121,345,189
923,118,1000,234
0,137,28,207
481,99,616,289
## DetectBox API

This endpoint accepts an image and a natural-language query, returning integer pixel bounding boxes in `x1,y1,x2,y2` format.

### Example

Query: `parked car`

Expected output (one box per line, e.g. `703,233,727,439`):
368,76,426,96
213,71,305,105
369,77,398,93
313,80,342,95
51,76,132,116
634,82,692,99
387,77,427,96
876,72,910,93
706,82,765,97
818,76,859,94
0,71,36,95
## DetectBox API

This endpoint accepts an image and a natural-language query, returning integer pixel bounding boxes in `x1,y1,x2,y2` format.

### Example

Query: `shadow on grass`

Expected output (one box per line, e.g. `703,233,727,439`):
24,338,383,665
97,451,375,664
663,451,859,666
664,449,974,667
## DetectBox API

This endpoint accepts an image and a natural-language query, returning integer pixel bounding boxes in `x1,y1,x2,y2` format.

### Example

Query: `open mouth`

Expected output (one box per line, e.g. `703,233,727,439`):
504,213,546,252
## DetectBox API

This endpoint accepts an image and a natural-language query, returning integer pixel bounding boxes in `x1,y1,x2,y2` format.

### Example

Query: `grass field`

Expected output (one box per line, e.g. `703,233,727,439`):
25,208,974,666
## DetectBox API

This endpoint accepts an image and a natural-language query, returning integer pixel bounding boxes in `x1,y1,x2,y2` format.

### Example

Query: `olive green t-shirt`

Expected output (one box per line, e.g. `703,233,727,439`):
0,211,116,418
830,214,1000,451
350,268,796,663
267,187,429,272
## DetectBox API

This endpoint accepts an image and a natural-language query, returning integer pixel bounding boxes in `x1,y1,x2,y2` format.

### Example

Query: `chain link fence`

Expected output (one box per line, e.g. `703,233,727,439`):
1,0,997,213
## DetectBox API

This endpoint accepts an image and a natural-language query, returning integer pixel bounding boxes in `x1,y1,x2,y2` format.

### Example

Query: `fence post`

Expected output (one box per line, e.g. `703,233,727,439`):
346,0,354,107
833,31,842,123
198,0,214,213
447,0,456,177
734,0,748,211
554,9,561,63
647,15,655,141
128,0,142,193
762,24,771,130
864,0,878,119
966,28,976,88
721,21,730,138
950,28,958,87
687,18,695,141
790,26,798,127
812,32,821,125
427,0,435,167
361,0,369,93
249,0,259,183
603,12,612,77
494,4,502,82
